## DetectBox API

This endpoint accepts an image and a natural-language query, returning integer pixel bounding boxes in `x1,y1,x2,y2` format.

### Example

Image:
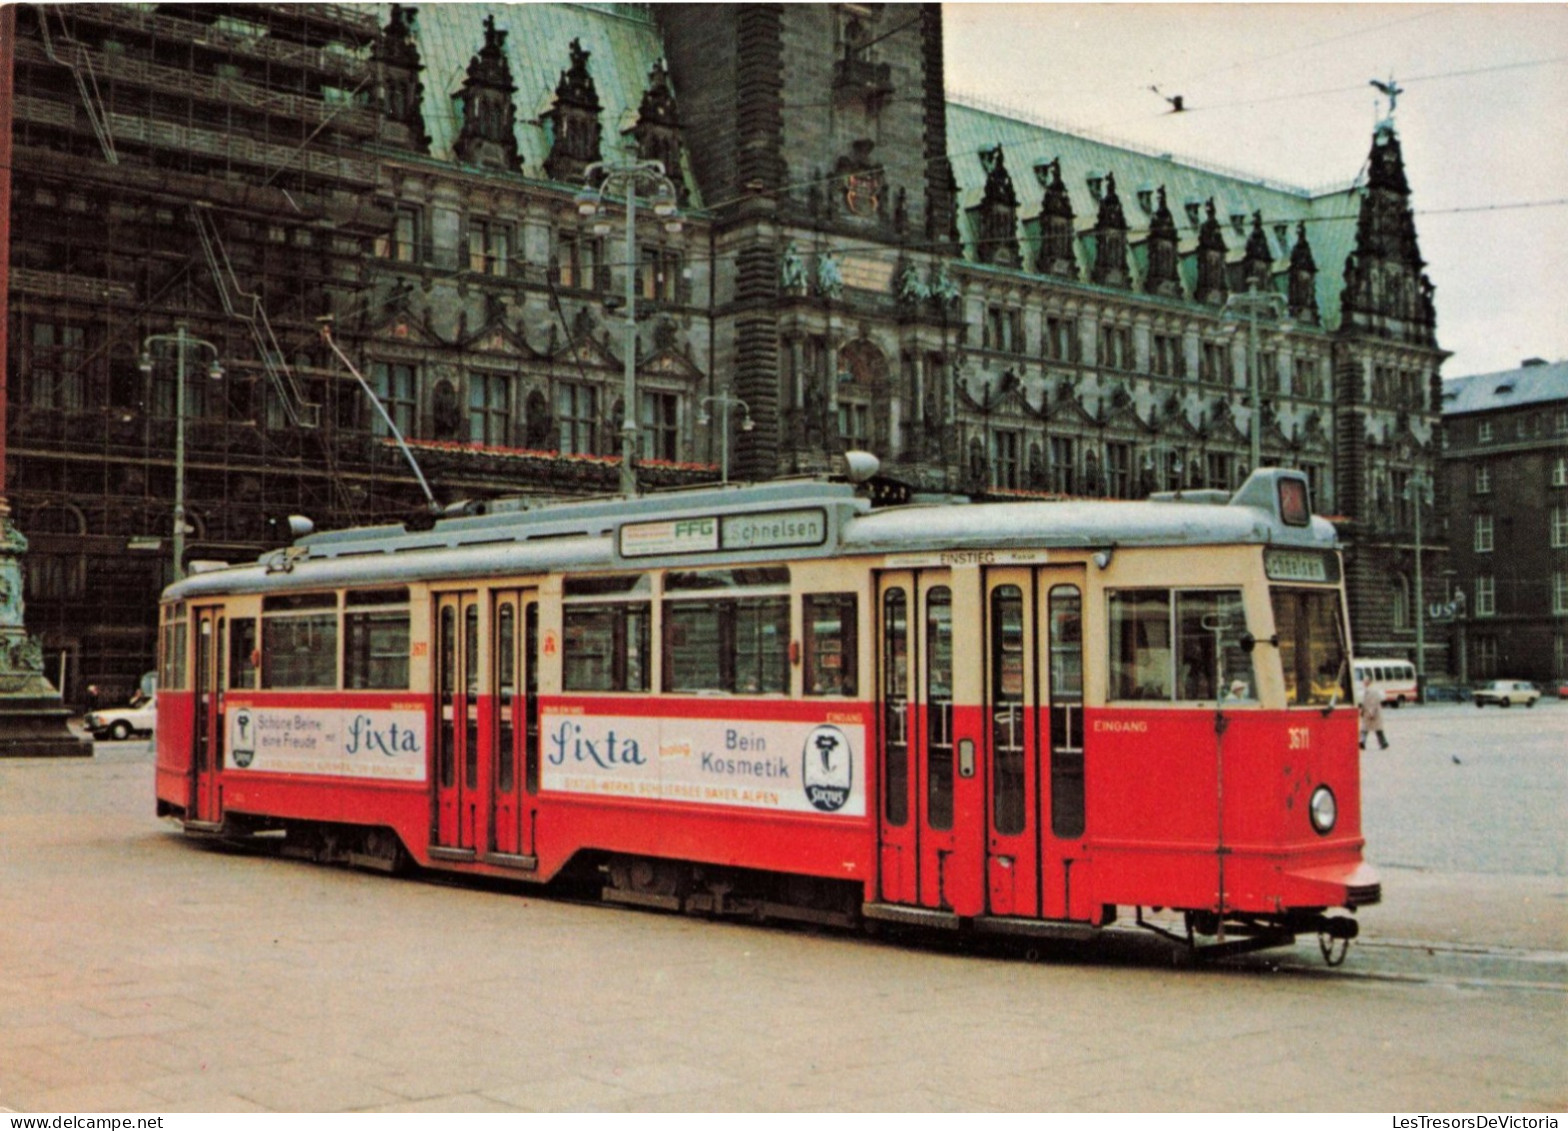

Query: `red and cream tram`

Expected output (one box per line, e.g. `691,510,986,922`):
155,465,1378,961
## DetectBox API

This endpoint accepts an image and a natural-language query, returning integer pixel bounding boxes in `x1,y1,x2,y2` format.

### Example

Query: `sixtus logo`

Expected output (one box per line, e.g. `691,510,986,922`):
231,708,255,768
801,724,852,812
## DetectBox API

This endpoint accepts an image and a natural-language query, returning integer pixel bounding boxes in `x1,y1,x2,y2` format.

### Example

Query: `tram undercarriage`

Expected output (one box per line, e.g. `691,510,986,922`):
176,814,1366,966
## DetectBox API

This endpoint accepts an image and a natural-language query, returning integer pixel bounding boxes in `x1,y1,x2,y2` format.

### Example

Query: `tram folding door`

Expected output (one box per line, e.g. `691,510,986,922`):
191,607,225,824
982,567,1089,921
433,592,481,854
489,590,539,864
876,570,978,912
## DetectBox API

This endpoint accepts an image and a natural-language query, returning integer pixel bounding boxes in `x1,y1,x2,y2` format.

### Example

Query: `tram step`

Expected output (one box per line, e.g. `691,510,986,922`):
602,886,683,912
973,916,1100,942
428,845,478,863
861,902,961,930
487,852,538,872
182,820,227,836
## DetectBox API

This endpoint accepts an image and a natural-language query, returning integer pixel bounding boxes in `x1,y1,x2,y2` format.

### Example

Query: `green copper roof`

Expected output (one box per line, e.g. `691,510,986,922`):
384,3,698,200
946,98,1364,330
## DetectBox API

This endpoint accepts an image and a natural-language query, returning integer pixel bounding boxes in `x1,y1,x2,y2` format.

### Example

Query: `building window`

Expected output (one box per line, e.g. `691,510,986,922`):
1556,408,1568,436
369,362,417,437
1474,513,1494,553
1474,635,1498,678
1555,571,1568,615
639,391,678,461
467,219,510,276
25,322,88,410
1553,456,1567,487
1044,316,1077,363
1049,436,1076,494
640,247,682,303
1152,333,1183,378
376,207,421,263
839,399,871,450
991,429,1021,490
1477,420,1493,444
468,372,511,446
1474,464,1491,495
1291,357,1322,399
1098,324,1131,371
558,231,602,291
1257,350,1279,394
1475,575,1496,617
1552,506,1568,550
985,306,1023,354
1200,341,1230,385
1206,451,1235,491
1105,441,1133,498
556,382,600,454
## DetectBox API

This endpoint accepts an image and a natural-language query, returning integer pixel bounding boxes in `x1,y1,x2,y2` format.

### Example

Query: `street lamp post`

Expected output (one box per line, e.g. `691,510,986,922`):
1222,281,1290,473
140,324,223,583
575,154,682,496
1404,469,1433,698
698,394,754,485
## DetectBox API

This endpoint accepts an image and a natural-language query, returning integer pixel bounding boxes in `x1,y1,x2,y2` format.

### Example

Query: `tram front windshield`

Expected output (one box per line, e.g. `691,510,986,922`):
1271,587,1352,706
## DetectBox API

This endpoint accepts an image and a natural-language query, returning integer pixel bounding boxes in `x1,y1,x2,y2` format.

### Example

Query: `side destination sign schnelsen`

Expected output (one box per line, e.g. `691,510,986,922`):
621,509,826,558
226,703,426,781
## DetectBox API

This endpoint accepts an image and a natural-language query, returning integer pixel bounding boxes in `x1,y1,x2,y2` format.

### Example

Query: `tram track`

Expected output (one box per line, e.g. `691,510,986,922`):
1248,936,1568,993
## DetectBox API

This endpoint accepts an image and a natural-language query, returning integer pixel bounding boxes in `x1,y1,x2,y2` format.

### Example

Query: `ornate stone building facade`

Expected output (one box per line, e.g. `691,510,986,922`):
5,3,1446,699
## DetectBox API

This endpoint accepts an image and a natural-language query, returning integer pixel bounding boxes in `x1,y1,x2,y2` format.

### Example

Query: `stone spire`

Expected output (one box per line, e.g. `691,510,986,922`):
544,38,604,184
1143,185,1180,297
1035,159,1077,279
1288,221,1319,324
373,4,430,153
452,15,520,171
1089,171,1129,288
971,144,1020,267
1195,198,1228,305
631,59,684,201
1242,210,1272,292
1339,122,1436,346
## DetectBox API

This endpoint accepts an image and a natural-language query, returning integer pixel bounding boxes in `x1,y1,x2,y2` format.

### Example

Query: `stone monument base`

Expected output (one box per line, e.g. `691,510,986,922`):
0,693,92,757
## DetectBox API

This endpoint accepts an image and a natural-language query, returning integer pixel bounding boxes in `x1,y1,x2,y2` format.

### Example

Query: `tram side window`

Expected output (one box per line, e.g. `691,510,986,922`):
563,605,650,692
344,588,411,690
1272,588,1351,706
663,568,790,695
1109,588,1253,701
804,593,858,697
261,593,338,689
160,604,188,691
562,575,652,693
229,617,258,689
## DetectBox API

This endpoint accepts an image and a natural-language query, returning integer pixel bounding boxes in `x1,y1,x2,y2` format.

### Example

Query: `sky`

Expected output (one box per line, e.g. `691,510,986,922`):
941,3,1568,380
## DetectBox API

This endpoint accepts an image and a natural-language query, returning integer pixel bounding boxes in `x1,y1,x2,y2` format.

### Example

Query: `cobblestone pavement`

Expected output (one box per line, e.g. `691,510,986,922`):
0,708,1563,1113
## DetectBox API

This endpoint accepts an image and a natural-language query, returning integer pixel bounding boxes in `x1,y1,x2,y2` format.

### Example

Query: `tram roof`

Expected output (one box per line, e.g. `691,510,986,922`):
164,469,1334,602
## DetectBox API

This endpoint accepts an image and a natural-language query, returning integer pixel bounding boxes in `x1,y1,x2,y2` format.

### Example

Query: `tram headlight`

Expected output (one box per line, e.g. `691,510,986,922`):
1309,785,1338,835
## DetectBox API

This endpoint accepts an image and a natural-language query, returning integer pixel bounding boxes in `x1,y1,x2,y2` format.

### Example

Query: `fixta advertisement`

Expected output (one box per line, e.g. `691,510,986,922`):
226,704,426,781
540,708,865,816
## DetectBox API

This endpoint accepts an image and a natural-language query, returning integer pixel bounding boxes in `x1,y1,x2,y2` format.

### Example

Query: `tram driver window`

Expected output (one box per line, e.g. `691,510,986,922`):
1109,588,1253,702
804,593,857,697
1271,587,1351,707
228,617,258,689
562,575,650,692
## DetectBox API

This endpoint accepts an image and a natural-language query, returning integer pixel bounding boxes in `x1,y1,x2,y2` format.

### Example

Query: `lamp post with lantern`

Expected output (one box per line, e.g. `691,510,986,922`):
575,155,682,496
1222,281,1291,474
698,394,755,485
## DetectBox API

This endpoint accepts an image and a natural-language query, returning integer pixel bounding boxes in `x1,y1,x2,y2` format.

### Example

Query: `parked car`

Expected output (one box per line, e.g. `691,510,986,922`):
85,693,157,740
1472,679,1541,709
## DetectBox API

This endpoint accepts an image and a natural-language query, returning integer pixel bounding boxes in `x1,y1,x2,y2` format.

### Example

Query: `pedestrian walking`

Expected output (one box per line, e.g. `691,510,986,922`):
84,684,100,715
1359,682,1388,750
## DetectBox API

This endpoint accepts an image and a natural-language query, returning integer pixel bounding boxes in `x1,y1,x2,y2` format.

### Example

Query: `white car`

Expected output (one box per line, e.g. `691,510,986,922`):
86,695,157,740
1472,680,1541,709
